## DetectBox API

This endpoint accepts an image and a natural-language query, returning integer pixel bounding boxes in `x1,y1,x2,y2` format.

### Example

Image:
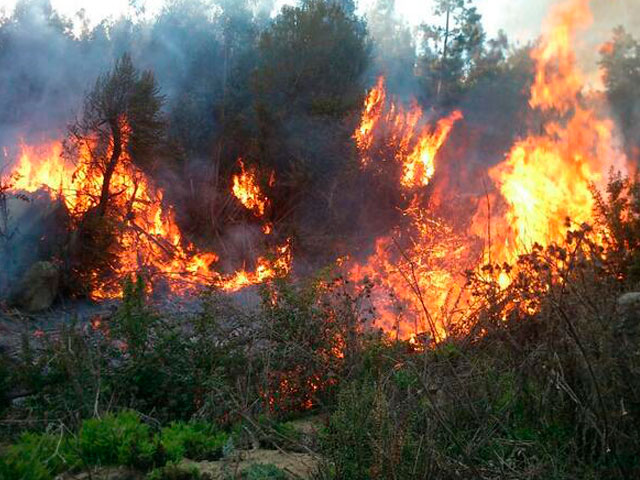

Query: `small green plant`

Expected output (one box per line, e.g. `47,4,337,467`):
114,275,156,358
146,461,202,480
242,463,287,480
0,430,77,480
76,410,156,469
0,413,234,477
160,422,228,462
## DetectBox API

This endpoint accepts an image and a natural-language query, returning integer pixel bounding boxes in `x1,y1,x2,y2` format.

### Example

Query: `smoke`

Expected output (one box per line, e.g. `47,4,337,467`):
0,0,637,301
0,0,265,291
0,1,108,146
480,0,640,76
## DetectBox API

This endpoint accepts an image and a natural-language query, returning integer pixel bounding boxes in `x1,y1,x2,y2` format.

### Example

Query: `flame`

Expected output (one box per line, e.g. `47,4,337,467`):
231,158,270,217
355,76,462,189
350,79,465,341
5,0,630,350
8,133,290,299
401,110,463,189
348,0,627,342
355,76,386,161
477,0,626,267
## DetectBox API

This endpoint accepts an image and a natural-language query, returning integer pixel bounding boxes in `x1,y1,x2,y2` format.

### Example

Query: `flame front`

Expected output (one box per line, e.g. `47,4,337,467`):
479,0,626,267
9,136,290,299
355,76,463,189
349,0,628,342
4,0,630,344
351,79,465,341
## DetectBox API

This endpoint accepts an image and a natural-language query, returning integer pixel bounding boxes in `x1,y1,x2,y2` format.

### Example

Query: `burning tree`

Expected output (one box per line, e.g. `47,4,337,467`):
62,54,166,294
65,53,165,218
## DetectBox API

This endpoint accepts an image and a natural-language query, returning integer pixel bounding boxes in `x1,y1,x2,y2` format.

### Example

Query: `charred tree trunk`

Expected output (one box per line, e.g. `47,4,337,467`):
97,118,122,218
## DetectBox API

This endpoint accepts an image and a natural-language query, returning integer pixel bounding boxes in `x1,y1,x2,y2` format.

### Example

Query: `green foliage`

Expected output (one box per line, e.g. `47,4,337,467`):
114,275,156,357
12,322,109,426
76,411,156,469
0,431,73,480
256,0,370,118
418,0,486,105
146,461,202,480
252,0,371,230
257,276,366,414
322,382,376,480
160,422,228,462
0,412,231,478
242,463,287,480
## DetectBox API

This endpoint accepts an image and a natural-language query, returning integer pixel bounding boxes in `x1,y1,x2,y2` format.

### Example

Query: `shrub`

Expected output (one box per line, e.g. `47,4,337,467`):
322,382,375,480
146,461,202,480
76,410,156,469
160,422,228,462
0,413,234,477
242,463,287,480
0,430,77,480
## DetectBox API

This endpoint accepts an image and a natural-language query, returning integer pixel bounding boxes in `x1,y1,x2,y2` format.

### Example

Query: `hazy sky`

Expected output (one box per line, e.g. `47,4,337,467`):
0,0,553,39
0,0,637,49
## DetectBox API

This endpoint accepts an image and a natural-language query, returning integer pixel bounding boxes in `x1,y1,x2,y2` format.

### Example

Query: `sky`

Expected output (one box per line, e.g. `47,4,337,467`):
0,0,637,48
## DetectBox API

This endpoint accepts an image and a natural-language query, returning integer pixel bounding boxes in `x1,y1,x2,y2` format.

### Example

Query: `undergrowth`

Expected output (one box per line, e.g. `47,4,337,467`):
1,174,640,479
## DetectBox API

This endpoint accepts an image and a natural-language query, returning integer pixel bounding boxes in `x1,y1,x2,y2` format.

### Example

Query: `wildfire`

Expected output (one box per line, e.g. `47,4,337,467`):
401,110,463,188
476,0,626,268
355,75,386,160
355,76,463,189
350,80,466,341
348,0,627,342
231,158,270,217
8,136,290,299
3,0,629,349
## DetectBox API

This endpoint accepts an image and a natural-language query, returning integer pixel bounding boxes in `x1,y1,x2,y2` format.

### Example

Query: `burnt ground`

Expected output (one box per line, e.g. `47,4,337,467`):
0,300,118,356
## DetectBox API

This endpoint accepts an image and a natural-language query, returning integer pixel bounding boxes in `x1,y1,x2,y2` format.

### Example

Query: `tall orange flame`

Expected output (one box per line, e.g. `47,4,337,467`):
349,0,628,342
350,79,465,341
478,0,626,269
231,158,270,217
355,76,463,189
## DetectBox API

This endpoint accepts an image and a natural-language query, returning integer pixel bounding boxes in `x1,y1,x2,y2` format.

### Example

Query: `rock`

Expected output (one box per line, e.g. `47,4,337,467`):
9,261,60,312
616,292,640,348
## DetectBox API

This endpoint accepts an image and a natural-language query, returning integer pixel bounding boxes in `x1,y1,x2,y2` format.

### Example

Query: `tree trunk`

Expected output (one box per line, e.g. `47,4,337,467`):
97,118,122,217
436,2,452,101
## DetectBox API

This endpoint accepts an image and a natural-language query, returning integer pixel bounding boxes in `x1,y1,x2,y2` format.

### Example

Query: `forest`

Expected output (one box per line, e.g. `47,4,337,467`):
1,0,640,478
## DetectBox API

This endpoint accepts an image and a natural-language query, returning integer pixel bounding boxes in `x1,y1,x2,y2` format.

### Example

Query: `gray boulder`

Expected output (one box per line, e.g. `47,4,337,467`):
616,292,640,348
9,261,60,312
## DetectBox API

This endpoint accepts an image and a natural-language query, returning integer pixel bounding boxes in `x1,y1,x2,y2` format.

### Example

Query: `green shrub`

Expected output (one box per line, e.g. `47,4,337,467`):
0,414,229,477
242,463,287,480
77,410,156,469
322,382,376,480
160,422,228,462
146,461,202,480
0,431,77,480
113,276,156,358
